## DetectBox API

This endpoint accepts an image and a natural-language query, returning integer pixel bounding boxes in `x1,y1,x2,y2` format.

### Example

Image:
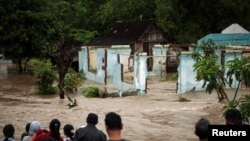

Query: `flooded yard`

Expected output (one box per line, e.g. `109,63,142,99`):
0,63,248,141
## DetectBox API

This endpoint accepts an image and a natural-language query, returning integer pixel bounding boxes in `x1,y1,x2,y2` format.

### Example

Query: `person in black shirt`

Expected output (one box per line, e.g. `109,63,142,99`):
74,113,107,141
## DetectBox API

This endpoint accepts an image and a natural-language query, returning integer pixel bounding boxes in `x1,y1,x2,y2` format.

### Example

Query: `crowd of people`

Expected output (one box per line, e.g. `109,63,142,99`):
0,112,129,141
1,108,249,141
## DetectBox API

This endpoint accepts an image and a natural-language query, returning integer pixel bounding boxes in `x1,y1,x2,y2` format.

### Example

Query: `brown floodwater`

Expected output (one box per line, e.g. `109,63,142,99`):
0,62,248,141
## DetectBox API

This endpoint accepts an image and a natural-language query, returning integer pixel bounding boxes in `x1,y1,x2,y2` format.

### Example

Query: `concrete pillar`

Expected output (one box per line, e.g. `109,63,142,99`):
137,53,148,95
78,46,88,73
134,53,140,91
177,51,203,94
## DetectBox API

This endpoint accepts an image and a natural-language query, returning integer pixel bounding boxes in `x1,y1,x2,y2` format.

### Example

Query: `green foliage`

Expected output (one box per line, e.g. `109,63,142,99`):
154,0,250,43
239,95,250,119
36,85,58,95
193,39,250,119
78,69,86,79
226,56,250,100
192,39,228,101
96,0,156,25
80,86,99,98
0,0,53,72
222,95,250,120
222,57,250,119
222,100,239,116
166,73,178,81
227,56,250,88
64,68,83,92
171,73,178,80
30,59,57,95
1,0,249,98
192,39,218,61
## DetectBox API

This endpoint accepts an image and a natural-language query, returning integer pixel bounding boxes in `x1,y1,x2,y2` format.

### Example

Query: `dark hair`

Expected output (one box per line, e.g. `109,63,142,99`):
3,124,15,141
105,112,122,130
25,123,31,133
87,113,98,125
21,122,31,140
195,118,210,140
49,119,61,141
225,108,242,125
63,124,74,141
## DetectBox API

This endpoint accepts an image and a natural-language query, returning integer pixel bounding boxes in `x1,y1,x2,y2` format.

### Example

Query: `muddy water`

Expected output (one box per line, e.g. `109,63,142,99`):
0,63,247,141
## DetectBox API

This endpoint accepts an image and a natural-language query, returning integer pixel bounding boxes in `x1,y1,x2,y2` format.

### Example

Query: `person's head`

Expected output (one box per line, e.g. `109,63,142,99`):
29,121,41,135
3,124,15,138
195,118,210,140
224,108,242,125
86,113,98,125
21,122,31,140
63,124,74,138
105,112,123,130
25,123,31,133
49,119,61,140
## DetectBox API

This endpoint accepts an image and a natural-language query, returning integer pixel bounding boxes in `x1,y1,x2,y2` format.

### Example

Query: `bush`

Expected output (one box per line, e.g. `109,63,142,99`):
65,68,83,92
239,95,250,120
80,86,99,98
36,86,58,95
30,59,57,95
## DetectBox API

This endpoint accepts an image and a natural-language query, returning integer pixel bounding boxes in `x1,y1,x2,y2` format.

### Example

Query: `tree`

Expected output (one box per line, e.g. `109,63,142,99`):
223,56,250,119
192,39,250,119
39,0,96,99
95,0,156,35
0,0,96,99
227,57,250,99
192,39,229,102
0,0,48,72
154,0,250,43
30,59,57,94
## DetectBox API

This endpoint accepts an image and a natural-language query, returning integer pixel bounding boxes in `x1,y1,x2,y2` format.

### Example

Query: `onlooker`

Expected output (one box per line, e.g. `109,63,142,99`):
0,124,16,141
31,119,63,141
74,113,107,141
224,108,242,125
63,124,74,141
104,112,128,141
21,122,31,141
22,121,41,141
194,118,210,141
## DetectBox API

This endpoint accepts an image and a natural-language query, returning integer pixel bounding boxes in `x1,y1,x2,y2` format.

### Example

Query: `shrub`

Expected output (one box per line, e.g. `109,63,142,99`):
65,68,83,92
239,95,250,120
80,86,99,98
30,59,57,95
36,86,58,95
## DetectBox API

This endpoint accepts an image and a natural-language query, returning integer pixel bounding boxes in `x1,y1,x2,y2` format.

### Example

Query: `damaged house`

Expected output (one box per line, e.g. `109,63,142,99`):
88,19,169,73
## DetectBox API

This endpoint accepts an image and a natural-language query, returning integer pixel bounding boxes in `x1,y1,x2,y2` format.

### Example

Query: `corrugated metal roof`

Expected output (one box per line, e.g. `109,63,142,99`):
197,33,250,46
88,20,168,46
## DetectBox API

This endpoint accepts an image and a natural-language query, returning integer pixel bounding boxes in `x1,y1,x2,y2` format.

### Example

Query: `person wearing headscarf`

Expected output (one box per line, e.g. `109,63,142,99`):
22,121,41,141
31,119,63,141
